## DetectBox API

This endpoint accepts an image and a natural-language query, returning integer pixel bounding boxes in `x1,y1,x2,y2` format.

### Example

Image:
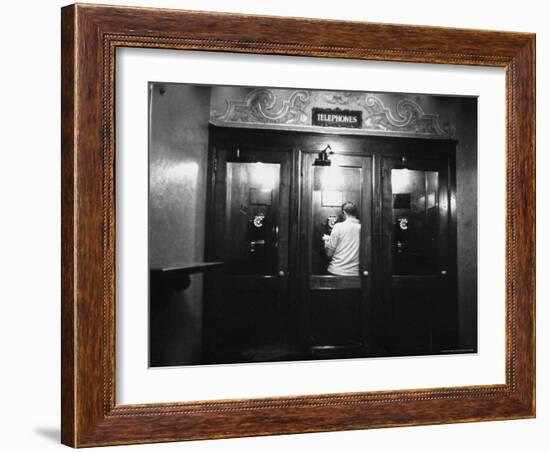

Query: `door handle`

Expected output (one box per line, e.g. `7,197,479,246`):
362,270,369,277
278,270,287,277
440,270,447,275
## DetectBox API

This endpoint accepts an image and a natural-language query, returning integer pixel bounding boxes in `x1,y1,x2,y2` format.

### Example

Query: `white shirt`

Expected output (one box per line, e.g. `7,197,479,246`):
326,217,361,276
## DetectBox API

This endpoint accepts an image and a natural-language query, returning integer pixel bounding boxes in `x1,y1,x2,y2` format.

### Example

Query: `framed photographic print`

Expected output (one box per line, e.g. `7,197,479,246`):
61,3,535,447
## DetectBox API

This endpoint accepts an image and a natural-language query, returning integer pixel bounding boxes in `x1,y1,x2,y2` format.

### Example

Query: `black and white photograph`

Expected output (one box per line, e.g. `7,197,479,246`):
148,83,478,367
2,0,544,449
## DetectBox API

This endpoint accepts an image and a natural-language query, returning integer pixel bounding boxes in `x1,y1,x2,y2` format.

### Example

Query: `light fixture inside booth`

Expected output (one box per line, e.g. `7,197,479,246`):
391,155,411,190
313,145,343,191
313,145,334,166
229,145,278,190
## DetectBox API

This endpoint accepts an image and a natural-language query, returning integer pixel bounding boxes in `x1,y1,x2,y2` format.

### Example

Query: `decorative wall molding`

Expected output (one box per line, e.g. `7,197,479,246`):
323,91,364,106
215,88,310,125
212,88,456,139
363,95,456,137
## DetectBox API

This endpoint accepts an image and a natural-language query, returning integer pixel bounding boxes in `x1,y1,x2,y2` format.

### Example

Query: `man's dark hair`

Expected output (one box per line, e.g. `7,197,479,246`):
342,201,359,218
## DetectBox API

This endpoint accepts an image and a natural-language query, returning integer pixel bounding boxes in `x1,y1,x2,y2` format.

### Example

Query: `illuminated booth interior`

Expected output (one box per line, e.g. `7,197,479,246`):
149,85,477,367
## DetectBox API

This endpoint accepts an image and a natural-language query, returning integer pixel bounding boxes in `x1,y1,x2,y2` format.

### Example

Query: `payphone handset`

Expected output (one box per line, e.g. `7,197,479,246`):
326,215,338,232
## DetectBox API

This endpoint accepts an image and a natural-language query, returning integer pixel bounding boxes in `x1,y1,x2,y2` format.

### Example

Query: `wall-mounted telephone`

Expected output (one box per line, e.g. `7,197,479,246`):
248,212,268,259
394,216,410,255
326,215,338,231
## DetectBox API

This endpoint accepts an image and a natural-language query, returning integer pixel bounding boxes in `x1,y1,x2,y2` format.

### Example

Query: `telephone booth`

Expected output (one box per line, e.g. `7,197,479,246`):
202,126,458,363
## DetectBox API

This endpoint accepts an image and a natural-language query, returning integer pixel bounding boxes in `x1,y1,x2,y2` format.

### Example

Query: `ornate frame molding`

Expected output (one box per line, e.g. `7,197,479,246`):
61,4,535,447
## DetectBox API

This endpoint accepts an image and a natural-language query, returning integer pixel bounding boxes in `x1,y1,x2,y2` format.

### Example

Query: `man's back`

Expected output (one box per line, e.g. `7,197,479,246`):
327,218,361,276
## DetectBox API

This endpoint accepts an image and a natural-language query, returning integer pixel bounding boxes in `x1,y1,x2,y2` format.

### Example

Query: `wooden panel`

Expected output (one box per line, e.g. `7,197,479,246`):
388,276,445,355
60,5,76,446
309,289,362,346
310,275,361,290
206,276,285,363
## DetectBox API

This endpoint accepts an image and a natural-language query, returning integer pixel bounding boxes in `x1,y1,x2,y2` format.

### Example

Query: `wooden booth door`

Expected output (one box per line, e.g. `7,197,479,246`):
380,151,457,355
204,148,292,364
300,152,373,357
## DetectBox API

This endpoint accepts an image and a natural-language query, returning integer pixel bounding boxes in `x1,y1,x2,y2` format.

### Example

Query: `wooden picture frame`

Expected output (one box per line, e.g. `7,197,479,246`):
61,3,535,447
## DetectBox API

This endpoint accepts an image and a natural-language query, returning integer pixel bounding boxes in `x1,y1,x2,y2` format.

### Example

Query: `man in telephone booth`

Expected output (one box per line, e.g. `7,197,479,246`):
322,202,361,276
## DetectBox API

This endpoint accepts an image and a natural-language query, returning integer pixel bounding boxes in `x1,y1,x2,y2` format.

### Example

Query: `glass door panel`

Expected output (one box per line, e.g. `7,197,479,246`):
224,162,281,275
311,165,362,279
391,169,440,275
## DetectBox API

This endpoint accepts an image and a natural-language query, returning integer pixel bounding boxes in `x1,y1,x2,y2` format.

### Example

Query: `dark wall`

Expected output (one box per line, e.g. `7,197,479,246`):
422,96,478,350
149,83,210,365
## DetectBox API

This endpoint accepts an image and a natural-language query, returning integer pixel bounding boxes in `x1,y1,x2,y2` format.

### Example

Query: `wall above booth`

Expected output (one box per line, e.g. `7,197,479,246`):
211,87,458,139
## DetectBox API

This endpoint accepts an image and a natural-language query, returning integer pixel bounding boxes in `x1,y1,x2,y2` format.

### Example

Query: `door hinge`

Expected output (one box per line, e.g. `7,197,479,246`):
213,157,218,172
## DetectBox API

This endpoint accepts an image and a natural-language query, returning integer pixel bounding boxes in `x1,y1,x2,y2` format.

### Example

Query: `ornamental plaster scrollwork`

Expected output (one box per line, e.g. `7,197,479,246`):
363,94,455,137
323,91,364,106
215,88,310,125
213,89,455,138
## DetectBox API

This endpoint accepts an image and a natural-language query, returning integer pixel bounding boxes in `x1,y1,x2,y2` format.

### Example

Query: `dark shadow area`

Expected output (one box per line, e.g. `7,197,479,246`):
34,427,60,443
